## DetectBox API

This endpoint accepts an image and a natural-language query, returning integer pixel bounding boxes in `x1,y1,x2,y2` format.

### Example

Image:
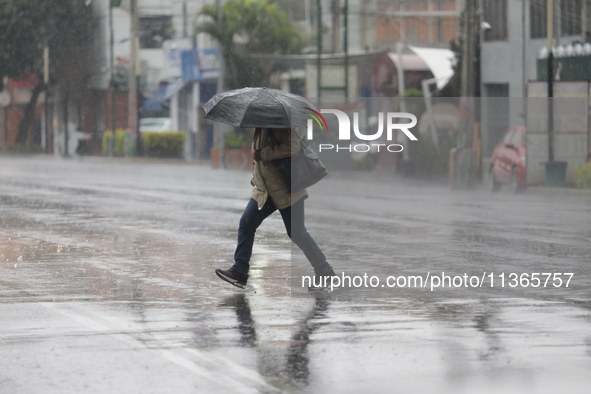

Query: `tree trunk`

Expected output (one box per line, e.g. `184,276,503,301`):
16,80,46,146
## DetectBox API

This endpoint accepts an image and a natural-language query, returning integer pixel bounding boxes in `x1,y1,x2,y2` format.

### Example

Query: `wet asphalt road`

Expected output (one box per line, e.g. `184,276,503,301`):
1,156,591,394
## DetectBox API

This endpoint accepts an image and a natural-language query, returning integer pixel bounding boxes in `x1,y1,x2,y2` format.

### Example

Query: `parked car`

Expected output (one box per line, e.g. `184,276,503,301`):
139,118,173,133
489,126,527,193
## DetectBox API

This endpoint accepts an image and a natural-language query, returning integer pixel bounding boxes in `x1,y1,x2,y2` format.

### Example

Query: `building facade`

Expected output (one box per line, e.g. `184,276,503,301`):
479,0,591,176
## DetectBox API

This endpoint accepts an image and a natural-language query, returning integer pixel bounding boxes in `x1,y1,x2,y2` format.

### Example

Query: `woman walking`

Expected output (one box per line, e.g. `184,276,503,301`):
215,127,335,288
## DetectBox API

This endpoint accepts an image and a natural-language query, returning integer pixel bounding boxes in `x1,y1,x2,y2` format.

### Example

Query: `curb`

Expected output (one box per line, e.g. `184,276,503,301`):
526,186,591,196
16,154,211,167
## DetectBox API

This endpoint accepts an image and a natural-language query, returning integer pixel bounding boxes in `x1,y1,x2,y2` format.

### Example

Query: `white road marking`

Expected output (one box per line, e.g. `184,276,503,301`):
42,302,276,393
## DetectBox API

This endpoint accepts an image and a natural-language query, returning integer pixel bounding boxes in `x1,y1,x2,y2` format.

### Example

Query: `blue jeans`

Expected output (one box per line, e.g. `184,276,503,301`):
232,198,330,276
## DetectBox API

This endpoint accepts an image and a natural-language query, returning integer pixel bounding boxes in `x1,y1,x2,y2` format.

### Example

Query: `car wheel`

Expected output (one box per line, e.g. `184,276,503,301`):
488,167,500,193
510,167,525,194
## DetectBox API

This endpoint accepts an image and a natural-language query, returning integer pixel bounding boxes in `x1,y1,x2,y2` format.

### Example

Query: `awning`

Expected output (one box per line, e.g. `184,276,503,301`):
163,79,188,100
143,85,166,111
408,45,455,90
142,79,187,112
386,53,429,71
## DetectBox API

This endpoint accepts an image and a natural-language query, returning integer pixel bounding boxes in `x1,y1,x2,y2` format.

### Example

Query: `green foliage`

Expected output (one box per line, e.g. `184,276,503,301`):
401,88,424,97
0,0,91,83
195,0,304,89
224,132,253,148
103,131,186,158
142,132,186,159
102,130,126,156
224,133,244,148
574,162,591,189
406,138,456,179
0,0,91,146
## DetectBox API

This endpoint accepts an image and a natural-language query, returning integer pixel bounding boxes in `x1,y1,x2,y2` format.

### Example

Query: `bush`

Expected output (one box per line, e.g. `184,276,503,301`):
142,131,186,159
401,88,424,97
224,132,252,148
102,129,126,156
103,130,185,158
574,162,591,189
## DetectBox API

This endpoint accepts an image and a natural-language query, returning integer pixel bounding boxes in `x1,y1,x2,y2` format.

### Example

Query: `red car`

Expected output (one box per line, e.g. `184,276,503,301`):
488,126,527,193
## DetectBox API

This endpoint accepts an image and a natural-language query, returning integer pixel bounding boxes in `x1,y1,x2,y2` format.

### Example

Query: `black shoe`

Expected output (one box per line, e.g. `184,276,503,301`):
310,264,336,290
215,268,248,289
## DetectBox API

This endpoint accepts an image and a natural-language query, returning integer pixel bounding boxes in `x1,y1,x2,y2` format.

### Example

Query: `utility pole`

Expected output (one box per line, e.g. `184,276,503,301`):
547,0,554,162
2,77,8,147
317,0,322,102
128,0,142,156
43,46,49,153
213,0,225,167
343,0,348,101
460,0,478,154
396,42,405,97
454,0,478,189
183,1,188,38
461,0,476,99
64,91,69,157
331,0,340,53
109,0,116,157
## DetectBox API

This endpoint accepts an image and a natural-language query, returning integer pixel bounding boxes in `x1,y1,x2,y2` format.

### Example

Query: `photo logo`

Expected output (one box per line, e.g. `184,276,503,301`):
304,107,329,131
304,108,418,153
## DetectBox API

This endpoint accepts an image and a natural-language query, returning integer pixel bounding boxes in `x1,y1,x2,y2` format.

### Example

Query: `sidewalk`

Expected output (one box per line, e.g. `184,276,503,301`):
21,153,212,167
526,185,591,196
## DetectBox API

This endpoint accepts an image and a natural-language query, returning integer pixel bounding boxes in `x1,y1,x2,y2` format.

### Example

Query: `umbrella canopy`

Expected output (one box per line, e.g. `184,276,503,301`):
203,87,318,130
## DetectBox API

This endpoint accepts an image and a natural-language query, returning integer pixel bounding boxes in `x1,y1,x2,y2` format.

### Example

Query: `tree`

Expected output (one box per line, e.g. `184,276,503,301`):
0,0,91,146
195,0,304,89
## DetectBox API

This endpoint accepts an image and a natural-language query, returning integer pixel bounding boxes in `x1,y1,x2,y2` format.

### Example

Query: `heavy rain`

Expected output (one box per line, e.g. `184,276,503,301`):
2,1,591,393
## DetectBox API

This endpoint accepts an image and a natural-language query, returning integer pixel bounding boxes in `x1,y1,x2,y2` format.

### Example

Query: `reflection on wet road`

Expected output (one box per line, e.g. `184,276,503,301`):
1,157,590,393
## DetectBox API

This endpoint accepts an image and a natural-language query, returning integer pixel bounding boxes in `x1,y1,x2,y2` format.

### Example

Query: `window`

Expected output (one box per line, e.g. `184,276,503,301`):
530,0,547,39
502,130,515,145
483,0,508,41
561,0,582,36
510,129,521,146
531,0,583,39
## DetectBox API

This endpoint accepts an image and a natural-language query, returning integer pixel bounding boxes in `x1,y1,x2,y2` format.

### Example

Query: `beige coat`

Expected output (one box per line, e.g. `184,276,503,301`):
251,128,308,210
